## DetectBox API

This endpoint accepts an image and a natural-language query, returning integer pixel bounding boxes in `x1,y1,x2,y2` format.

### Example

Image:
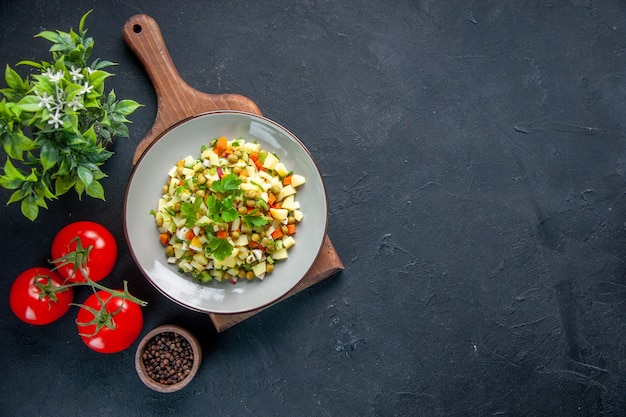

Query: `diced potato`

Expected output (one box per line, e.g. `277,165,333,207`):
290,174,306,187
244,142,261,154
193,253,209,265
221,256,238,268
263,153,279,170
157,198,166,212
183,155,195,167
252,261,267,278
240,182,257,192
190,260,205,271
179,260,193,273
274,162,289,177
258,170,274,183
277,185,296,201
172,215,187,228
270,208,289,221
282,236,296,249
272,248,289,260
200,148,220,166
281,195,297,210
233,234,249,247
293,209,304,222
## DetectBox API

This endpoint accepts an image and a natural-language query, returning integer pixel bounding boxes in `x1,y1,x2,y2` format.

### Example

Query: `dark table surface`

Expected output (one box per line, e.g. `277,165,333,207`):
2,1,626,416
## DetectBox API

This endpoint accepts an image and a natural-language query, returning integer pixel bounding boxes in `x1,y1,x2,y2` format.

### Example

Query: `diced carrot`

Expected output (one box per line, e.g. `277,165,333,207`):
283,175,292,185
268,192,277,206
185,230,195,241
248,152,265,171
271,229,284,240
248,241,264,250
176,160,184,167
214,136,228,155
159,233,169,246
286,224,296,235
216,230,228,239
273,202,282,209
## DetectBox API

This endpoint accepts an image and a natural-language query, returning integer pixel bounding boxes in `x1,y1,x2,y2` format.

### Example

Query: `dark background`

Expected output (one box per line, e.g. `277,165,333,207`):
1,1,625,416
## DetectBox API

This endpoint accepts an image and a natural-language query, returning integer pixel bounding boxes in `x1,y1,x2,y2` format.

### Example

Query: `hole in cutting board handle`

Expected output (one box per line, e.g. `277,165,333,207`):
133,24,142,34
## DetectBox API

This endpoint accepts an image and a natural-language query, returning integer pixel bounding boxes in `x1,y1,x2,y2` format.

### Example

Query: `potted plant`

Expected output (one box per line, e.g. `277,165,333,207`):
0,10,142,221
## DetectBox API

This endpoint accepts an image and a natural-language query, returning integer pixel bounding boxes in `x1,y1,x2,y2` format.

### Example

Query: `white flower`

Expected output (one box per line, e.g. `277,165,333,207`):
79,82,93,96
47,110,63,129
35,91,55,110
66,98,83,111
43,68,63,83
69,66,84,82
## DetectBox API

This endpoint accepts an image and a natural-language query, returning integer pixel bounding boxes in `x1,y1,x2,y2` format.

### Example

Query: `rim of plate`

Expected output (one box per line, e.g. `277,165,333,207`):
123,110,328,314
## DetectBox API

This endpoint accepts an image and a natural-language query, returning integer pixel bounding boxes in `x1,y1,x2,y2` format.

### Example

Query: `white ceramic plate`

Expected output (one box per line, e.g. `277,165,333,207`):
124,111,327,314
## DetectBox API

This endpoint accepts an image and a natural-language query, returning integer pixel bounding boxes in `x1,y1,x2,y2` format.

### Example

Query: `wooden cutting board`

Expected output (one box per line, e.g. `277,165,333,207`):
123,14,344,331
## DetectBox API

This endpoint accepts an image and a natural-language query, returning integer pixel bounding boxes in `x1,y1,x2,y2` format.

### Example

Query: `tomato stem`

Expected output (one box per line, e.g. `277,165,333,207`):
60,279,147,307
47,235,147,307
73,292,119,337
50,236,92,281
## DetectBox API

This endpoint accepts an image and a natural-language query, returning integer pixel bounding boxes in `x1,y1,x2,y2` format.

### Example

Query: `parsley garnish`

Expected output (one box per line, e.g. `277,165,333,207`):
210,173,242,194
207,235,233,261
243,209,269,228
181,197,202,228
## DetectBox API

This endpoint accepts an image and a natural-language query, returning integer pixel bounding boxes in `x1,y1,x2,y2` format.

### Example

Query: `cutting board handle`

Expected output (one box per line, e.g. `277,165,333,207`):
123,14,262,164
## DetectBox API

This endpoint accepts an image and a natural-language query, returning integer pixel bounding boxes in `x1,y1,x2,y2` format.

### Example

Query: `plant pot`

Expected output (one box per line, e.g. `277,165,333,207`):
135,324,202,393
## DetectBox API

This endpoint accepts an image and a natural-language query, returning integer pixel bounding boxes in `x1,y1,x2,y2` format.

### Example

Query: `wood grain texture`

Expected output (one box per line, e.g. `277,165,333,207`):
209,235,344,332
122,14,262,164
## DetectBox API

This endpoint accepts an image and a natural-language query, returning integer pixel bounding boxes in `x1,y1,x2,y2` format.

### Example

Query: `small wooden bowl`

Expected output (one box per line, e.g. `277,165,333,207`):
135,325,202,393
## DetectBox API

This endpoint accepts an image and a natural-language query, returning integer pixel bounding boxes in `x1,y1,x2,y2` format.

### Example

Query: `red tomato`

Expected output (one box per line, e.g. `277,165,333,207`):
51,221,118,282
9,267,74,325
76,290,143,354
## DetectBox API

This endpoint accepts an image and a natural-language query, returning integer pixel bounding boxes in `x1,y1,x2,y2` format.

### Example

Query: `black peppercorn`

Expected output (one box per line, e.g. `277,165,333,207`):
141,332,194,385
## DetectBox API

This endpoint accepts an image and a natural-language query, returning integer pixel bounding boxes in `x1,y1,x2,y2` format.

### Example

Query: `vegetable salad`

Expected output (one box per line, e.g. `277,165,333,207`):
151,137,305,284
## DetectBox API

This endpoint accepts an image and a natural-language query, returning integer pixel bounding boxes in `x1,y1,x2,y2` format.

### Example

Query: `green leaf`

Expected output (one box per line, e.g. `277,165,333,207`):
15,95,41,112
0,174,24,189
243,210,269,228
87,70,112,90
205,194,221,222
4,65,24,90
2,158,26,181
210,173,241,194
91,59,116,71
113,99,143,116
77,165,93,186
220,196,238,222
24,168,39,183
107,89,117,106
79,10,93,35
207,235,233,261
16,60,44,70
54,175,75,196
181,197,202,228
21,195,39,221
34,179,56,200
74,179,85,198
7,188,25,204
35,30,63,44
40,139,60,171
85,178,104,200
2,131,31,160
